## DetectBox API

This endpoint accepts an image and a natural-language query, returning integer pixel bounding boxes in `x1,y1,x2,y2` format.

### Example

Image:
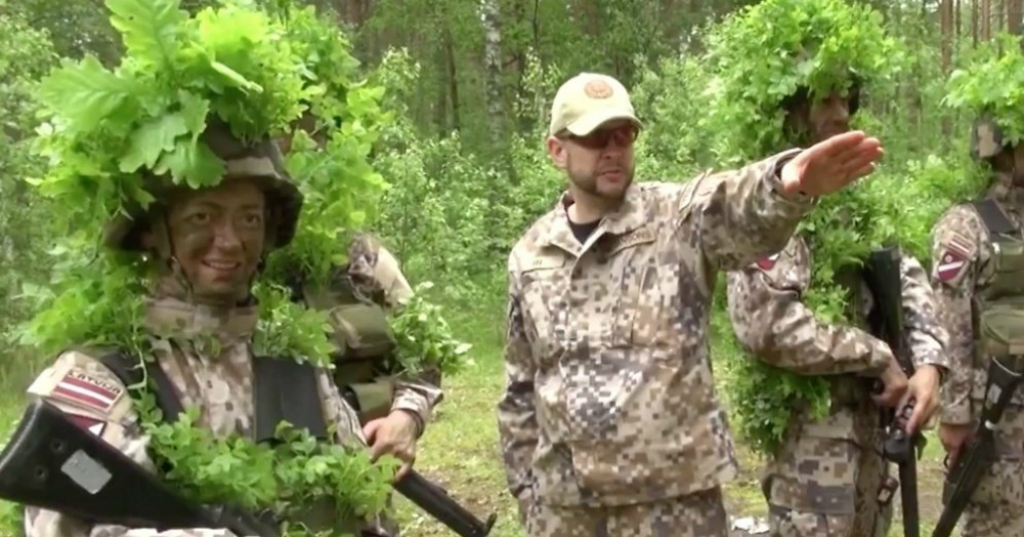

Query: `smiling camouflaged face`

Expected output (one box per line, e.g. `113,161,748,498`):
144,177,268,304
547,118,639,202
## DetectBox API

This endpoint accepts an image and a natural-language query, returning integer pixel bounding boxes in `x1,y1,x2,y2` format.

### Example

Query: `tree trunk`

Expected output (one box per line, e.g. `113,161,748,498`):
444,25,461,133
481,0,505,148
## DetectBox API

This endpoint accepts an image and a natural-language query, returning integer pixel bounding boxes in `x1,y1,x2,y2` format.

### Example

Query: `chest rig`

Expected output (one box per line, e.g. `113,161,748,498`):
95,352,375,535
294,267,399,425
971,199,1024,367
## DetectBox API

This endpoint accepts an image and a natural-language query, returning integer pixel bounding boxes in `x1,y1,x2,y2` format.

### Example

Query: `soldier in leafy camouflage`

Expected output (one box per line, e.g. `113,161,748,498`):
929,117,1024,537
725,83,950,537
497,71,886,536
22,119,400,537
277,116,443,479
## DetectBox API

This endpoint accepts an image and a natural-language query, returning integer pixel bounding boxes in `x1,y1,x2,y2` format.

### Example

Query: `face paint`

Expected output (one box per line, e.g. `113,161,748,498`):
164,177,268,304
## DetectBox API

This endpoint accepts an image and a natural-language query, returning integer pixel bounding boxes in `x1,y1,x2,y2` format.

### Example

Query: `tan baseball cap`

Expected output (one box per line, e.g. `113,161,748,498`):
548,72,643,136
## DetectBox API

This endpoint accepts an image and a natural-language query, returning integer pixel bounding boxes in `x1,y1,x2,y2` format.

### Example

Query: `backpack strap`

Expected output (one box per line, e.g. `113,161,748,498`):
252,356,329,444
973,199,1018,237
96,351,185,422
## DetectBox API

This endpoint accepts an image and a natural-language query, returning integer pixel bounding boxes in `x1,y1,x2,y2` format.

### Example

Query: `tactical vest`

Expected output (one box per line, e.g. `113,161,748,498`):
297,271,399,425
96,352,393,537
970,199,1024,378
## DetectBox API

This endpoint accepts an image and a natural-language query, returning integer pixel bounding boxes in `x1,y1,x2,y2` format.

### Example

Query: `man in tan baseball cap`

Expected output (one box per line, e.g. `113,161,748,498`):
498,70,891,537
547,72,644,137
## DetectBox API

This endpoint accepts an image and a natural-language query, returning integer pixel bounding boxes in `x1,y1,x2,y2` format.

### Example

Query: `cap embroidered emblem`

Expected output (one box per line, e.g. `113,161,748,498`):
584,79,613,99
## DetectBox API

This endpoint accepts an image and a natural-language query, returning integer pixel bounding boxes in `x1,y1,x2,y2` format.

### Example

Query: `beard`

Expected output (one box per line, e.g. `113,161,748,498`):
567,160,635,201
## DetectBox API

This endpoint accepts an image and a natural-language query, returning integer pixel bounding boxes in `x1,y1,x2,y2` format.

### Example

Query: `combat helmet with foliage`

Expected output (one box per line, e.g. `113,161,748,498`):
944,32,1024,161
101,116,304,254
699,0,903,166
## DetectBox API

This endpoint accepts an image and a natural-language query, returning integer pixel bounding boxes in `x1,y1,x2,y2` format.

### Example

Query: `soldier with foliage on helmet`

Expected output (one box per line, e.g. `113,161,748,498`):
928,32,1024,537
15,3,404,536
703,1,950,536
269,7,443,478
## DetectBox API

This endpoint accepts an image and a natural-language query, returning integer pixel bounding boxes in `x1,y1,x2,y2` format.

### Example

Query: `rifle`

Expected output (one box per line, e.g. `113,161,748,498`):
0,398,280,536
863,245,923,537
931,355,1024,537
0,398,497,537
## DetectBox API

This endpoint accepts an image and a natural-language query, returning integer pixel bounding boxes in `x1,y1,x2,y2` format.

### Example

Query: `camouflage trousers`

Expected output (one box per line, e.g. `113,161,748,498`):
948,402,1024,537
523,487,728,537
762,404,892,537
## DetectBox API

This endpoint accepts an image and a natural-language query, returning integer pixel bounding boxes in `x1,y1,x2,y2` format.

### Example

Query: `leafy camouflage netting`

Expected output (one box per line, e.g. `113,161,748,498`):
698,0,989,455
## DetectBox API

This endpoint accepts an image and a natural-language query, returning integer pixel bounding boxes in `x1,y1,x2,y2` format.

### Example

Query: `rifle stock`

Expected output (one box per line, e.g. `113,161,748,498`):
863,245,922,537
0,398,278,537
931,355,1024,537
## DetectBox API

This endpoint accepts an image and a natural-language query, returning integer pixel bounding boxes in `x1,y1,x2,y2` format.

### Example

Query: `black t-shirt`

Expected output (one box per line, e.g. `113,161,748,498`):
568,218,601,244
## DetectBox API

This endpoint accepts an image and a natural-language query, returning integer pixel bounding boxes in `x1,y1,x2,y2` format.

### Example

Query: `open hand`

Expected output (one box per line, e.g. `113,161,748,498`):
780,130,884,196
363,410,420,480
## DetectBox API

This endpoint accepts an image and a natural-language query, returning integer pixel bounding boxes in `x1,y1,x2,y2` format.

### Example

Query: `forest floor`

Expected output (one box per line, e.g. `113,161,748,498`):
0,305,953,537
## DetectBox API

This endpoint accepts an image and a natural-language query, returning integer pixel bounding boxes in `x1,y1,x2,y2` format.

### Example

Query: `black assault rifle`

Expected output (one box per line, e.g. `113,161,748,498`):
0,398,496,537
931,355,1024,537
863,245,923,537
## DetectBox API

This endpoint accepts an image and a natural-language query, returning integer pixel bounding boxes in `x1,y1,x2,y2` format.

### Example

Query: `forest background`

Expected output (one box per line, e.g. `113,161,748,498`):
0,0,1018,535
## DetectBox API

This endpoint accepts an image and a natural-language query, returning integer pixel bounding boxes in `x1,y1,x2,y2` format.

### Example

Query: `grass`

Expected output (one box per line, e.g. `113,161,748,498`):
0,297,954,537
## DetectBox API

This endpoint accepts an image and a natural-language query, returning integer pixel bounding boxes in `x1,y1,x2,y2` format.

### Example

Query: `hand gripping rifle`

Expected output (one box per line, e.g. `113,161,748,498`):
931,355,1024,537
0,398,496,537
863,245,923,537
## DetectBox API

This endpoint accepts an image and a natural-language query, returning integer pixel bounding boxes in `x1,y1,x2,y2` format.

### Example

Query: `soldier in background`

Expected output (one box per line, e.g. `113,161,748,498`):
928,116,1024,537
706,3,949,534
724,82,949,537
497,71,885,537
277,110,443,479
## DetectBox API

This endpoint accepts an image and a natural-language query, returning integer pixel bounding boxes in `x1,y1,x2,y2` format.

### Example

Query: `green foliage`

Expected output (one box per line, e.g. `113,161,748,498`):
944,32,1024,144
30,0,311,237
12,241,149,356
261,5,392,288
252,281,337,367
135,388,397,533
0,9,60,348
390,282,474,376
700,0,904,166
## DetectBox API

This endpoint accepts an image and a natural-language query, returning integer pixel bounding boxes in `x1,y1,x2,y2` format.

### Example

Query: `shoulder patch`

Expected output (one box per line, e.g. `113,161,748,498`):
28,355,126,416
53,369,124,413
935,233,974,284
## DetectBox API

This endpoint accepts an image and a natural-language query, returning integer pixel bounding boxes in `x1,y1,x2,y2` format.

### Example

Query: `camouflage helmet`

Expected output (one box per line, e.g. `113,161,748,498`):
970,115,1005,160
103,117,304,253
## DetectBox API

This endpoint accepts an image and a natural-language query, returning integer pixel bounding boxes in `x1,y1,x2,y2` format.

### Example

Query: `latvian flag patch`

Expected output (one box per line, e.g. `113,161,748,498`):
52,371,124,414
936,236,972,283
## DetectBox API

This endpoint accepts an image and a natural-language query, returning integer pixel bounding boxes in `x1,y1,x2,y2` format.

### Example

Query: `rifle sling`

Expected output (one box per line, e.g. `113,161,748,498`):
973,199,1017,237
97,352,329,443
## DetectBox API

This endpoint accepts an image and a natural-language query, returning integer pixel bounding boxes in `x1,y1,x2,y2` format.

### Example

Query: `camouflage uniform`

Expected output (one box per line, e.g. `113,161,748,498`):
725,234,949,537
292,233,443,430
22,121,396,537
499,147,821,536
929,120,1024,537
